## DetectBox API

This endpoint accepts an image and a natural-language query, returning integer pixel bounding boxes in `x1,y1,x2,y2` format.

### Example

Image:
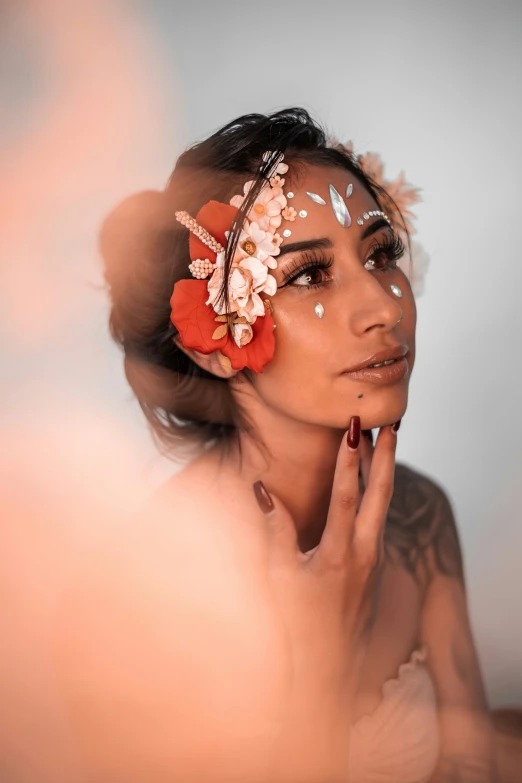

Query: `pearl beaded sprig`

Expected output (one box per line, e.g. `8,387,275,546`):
175,210,225,255
188,258,215,279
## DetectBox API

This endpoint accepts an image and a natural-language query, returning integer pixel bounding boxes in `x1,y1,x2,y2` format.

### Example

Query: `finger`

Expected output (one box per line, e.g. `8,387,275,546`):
359,430,375,492
253,480,298,572
317,417,361,565
353,424,397,557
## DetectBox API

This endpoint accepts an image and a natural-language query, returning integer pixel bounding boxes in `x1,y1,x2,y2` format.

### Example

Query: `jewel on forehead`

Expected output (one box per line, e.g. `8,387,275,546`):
329,184,352,228
306,191,326,206
346,183,353,198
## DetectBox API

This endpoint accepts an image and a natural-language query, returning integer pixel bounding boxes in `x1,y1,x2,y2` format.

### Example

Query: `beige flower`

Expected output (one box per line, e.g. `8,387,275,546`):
230,179,254,210
396,235,430,297
235,220,281,268
384,172,422,234
247,185,287,232
270,174,285,187
233,321,253,347
206,255,274,323
282,206,297,221
358,151,384,183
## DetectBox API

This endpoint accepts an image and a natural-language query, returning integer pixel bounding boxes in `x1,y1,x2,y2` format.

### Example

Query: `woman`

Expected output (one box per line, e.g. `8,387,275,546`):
64,108,498,783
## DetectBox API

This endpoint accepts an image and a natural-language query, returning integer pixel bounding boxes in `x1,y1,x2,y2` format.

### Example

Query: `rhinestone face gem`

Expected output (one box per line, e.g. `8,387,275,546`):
283,229,292,237
363,212,369,220
390,284,403,298
357,217,364,225
314,302,325,319
287,192,294,198
329,184,352,227
299,210,307,218
306,191,326,205
346,183,353,198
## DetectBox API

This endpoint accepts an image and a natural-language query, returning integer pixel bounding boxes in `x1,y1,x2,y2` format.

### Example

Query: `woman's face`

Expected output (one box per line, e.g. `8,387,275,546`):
249,163,417,431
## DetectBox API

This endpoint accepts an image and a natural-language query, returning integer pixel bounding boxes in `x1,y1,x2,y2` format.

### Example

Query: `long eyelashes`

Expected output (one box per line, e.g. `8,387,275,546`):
366,233,406,273
279,231,406,290
279,250,334,288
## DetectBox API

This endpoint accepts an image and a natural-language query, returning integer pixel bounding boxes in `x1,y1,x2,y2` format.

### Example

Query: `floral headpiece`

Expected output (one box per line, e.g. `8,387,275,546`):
170,151,289,374
170,145,429,375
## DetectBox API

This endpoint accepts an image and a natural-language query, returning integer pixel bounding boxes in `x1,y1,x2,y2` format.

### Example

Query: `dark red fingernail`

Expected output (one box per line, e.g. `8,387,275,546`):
347,416,361,450
391,419,401,434
253,480,274,514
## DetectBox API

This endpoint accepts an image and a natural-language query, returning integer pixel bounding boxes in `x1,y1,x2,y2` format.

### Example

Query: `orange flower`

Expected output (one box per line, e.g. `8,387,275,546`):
170,279,275,373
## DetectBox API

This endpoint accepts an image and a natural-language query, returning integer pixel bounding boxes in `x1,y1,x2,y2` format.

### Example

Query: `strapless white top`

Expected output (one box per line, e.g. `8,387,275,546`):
347,647,440,783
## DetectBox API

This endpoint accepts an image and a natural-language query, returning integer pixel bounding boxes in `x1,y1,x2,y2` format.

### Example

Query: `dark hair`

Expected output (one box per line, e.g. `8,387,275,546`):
100,107,410,463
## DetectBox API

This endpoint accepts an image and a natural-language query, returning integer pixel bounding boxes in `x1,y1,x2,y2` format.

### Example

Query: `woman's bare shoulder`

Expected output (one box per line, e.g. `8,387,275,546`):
386,461,463,585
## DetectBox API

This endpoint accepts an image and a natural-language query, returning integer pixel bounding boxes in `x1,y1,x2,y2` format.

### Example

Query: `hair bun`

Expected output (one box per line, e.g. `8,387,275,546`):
100,189,180,350
99,189,173,274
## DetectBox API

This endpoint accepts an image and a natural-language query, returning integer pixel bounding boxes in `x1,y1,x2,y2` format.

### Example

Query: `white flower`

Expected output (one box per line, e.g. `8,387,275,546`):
230,184,286,232
262,272,277,297
233,321,253,347
206,255,274,323
235,220,280,268
230,180,255,210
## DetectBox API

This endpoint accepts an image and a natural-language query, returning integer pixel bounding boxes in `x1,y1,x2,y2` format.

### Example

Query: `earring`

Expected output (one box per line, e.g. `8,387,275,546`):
314,302,325,319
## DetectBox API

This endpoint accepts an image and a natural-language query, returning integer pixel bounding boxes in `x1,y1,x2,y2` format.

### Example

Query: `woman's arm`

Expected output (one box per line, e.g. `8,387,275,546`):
417,479,498,782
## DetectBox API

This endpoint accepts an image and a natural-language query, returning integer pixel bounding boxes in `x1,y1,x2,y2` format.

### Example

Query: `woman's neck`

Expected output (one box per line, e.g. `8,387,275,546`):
215,403,350,552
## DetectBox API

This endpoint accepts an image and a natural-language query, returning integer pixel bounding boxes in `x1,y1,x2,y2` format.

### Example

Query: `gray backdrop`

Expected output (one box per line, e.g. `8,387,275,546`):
2,0,521,709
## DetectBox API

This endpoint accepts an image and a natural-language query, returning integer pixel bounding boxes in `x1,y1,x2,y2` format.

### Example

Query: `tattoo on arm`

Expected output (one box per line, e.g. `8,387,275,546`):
384,464,464,583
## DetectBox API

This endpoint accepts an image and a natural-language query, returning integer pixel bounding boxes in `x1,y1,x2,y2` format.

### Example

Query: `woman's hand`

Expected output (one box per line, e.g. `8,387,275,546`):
253,416,399,783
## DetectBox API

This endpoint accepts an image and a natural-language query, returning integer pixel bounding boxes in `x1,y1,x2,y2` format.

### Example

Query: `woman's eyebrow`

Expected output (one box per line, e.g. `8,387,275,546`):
277,237,333,257
277,218,392,259
361,217,391,240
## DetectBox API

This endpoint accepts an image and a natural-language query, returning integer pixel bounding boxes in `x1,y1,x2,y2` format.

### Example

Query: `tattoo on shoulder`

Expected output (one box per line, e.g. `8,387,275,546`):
384,464,464,583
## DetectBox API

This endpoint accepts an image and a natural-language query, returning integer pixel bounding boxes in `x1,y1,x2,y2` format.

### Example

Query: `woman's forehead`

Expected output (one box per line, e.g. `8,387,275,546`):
280,163,381,246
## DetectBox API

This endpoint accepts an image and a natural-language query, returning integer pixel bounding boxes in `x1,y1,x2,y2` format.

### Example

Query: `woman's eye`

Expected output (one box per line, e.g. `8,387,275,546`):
291,266,330,287
364,234,405,273
365,251,396,271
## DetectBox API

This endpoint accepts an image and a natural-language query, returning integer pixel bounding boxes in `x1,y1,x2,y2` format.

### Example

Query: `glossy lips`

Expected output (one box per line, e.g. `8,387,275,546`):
344,344,409,373
344,356,409,384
